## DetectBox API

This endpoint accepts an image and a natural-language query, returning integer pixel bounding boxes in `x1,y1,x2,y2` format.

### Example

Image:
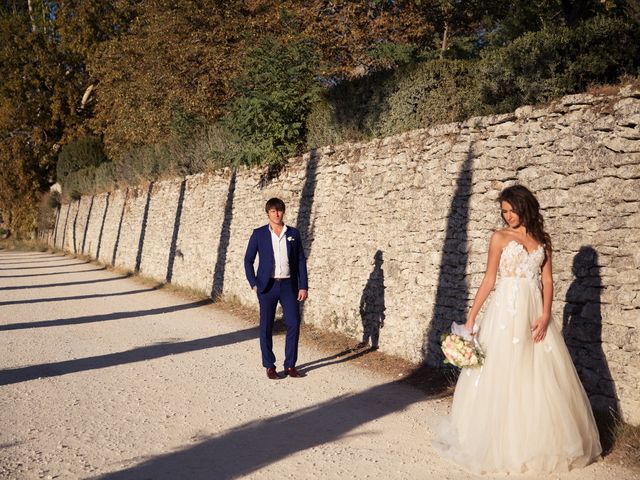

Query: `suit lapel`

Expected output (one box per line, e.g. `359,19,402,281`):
285,226,292,259
262,225,275,264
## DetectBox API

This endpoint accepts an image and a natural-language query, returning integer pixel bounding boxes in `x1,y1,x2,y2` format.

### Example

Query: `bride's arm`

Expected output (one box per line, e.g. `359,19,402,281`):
465,233,503,331
532,247,553,342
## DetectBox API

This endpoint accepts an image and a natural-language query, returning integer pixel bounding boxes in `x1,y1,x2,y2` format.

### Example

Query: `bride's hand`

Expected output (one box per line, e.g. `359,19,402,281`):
464,320,475,336
531,315,550,343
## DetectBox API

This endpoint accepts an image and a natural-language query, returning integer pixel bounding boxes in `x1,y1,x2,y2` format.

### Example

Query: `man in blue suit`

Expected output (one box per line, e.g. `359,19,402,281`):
244,198,308,379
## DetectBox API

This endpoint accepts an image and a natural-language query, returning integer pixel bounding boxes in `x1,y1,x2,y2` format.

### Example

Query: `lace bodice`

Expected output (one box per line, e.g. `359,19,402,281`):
498,240,545,280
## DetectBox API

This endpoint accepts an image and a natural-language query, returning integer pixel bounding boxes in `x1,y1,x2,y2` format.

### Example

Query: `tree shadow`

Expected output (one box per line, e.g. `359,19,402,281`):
423,153,473,365
317,69,397,142
0,299,212,331
60,203,71,251
294,149,319,323
562,245,620,454
0,258,71,265
0,287,158,307
0,253,51,258
52,205,61,248
96,192,111,260
297,346,377,374
295,149,318,258
358,250,385,349
98,364,448,480
0,325,258,386
0,267,107,279
112,188,129,266
211,169,236,299
135,182,154,273
81,195,95,255
166,178,188,283
95,363,450,480
0,261,90,270
257,163,286,189
0,275,131,291
72,199,81,254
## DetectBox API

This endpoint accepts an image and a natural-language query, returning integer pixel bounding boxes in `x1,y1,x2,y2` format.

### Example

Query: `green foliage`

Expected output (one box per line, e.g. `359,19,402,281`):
170,104,205,141
38,191,59,232
367,42,419,69
222,37,320,166
47,191,61,210
476,15,640,112
307,15,640,148
375,58,477,136
57,136,108,180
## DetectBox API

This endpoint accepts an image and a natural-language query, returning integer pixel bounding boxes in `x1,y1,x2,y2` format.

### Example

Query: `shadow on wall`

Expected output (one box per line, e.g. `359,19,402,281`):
295,149,319,259
295,149,319,323
80,195,95,255
358,250,385,349
60,203,71,251
135,182,154,273
563,246,620,445
72,199,81,254
112,188,129,266
96,192,111,260
52,205,61,247
211,169,237,299
166,178,188,283
423,153,473,365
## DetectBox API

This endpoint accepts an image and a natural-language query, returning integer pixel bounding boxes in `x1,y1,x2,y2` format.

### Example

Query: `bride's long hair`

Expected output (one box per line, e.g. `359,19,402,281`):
499,185,552,250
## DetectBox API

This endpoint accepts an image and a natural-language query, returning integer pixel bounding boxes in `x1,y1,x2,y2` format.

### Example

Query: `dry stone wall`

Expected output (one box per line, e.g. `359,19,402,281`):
47,87,640,425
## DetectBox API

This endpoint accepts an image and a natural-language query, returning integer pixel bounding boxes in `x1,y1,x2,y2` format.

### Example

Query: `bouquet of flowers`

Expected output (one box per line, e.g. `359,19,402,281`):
441,323,484,368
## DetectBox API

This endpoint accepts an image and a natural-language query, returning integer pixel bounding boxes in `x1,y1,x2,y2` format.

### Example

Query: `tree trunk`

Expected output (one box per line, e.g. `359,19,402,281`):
440,22,449,59
27,0,37,32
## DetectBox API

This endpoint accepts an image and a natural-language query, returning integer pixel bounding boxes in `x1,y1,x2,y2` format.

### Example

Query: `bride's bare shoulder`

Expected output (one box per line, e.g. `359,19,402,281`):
490,229,513,250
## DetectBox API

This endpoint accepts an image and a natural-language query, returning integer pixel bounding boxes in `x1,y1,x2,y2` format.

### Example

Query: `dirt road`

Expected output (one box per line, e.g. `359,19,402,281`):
0,250,635,479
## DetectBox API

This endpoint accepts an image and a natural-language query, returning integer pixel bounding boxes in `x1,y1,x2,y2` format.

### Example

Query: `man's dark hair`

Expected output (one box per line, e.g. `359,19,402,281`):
265,197,286,213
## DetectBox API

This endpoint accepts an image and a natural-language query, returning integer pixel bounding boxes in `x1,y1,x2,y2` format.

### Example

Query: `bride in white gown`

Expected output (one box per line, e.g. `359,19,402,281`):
434,185,602,474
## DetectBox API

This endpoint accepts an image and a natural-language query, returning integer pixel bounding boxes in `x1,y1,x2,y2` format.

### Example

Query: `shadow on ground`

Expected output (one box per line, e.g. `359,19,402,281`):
96,363,451,480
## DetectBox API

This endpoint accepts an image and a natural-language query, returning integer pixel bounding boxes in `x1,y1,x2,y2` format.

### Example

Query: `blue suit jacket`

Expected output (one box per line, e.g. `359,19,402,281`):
244,225,309,294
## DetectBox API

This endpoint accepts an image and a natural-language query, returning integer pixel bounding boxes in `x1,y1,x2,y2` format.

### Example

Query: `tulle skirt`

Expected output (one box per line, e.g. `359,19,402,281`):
433,278,602,474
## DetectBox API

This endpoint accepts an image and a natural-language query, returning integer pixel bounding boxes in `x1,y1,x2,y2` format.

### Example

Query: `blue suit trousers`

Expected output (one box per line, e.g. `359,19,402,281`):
257,278,300,369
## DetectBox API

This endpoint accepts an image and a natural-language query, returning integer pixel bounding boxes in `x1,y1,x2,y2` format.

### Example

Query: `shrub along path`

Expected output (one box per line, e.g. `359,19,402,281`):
0,250,635,479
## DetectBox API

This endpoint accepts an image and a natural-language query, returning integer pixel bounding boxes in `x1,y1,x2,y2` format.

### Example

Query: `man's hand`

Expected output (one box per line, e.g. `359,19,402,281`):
252,286,257,293
297,289,308,301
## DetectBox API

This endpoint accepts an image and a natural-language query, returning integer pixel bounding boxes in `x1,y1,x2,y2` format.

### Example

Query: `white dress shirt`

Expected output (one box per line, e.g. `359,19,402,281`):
269,224,290,278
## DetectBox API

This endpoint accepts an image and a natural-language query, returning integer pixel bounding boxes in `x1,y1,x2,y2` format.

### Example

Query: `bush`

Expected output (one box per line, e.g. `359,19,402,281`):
57,136,108,180
307,15,640,148
47,191,61,210
476,16,640,112
170,104,205,141
222,37,320,166
374,58,477,137
38,191,59,232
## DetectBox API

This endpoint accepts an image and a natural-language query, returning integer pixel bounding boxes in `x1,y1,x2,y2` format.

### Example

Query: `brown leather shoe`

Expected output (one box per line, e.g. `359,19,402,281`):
266,367,279,380
285,367,304,378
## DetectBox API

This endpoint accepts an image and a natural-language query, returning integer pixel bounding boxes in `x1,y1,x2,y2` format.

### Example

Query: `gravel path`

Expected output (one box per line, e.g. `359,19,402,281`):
0,250,635,480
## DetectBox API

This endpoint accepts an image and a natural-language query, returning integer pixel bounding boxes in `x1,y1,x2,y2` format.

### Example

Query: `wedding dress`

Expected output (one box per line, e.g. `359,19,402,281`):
433,240,602,474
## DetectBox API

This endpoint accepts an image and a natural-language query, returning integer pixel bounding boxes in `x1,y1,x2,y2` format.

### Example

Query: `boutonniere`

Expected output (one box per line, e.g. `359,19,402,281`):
287,236,294,242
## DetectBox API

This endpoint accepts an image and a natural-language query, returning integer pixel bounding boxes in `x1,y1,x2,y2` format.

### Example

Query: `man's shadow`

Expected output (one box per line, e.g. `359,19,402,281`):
562,245,620,453
357,250,385,349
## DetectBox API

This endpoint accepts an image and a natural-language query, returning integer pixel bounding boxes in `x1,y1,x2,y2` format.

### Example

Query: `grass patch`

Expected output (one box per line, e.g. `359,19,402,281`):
0,238,50,252
595,408,640,470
